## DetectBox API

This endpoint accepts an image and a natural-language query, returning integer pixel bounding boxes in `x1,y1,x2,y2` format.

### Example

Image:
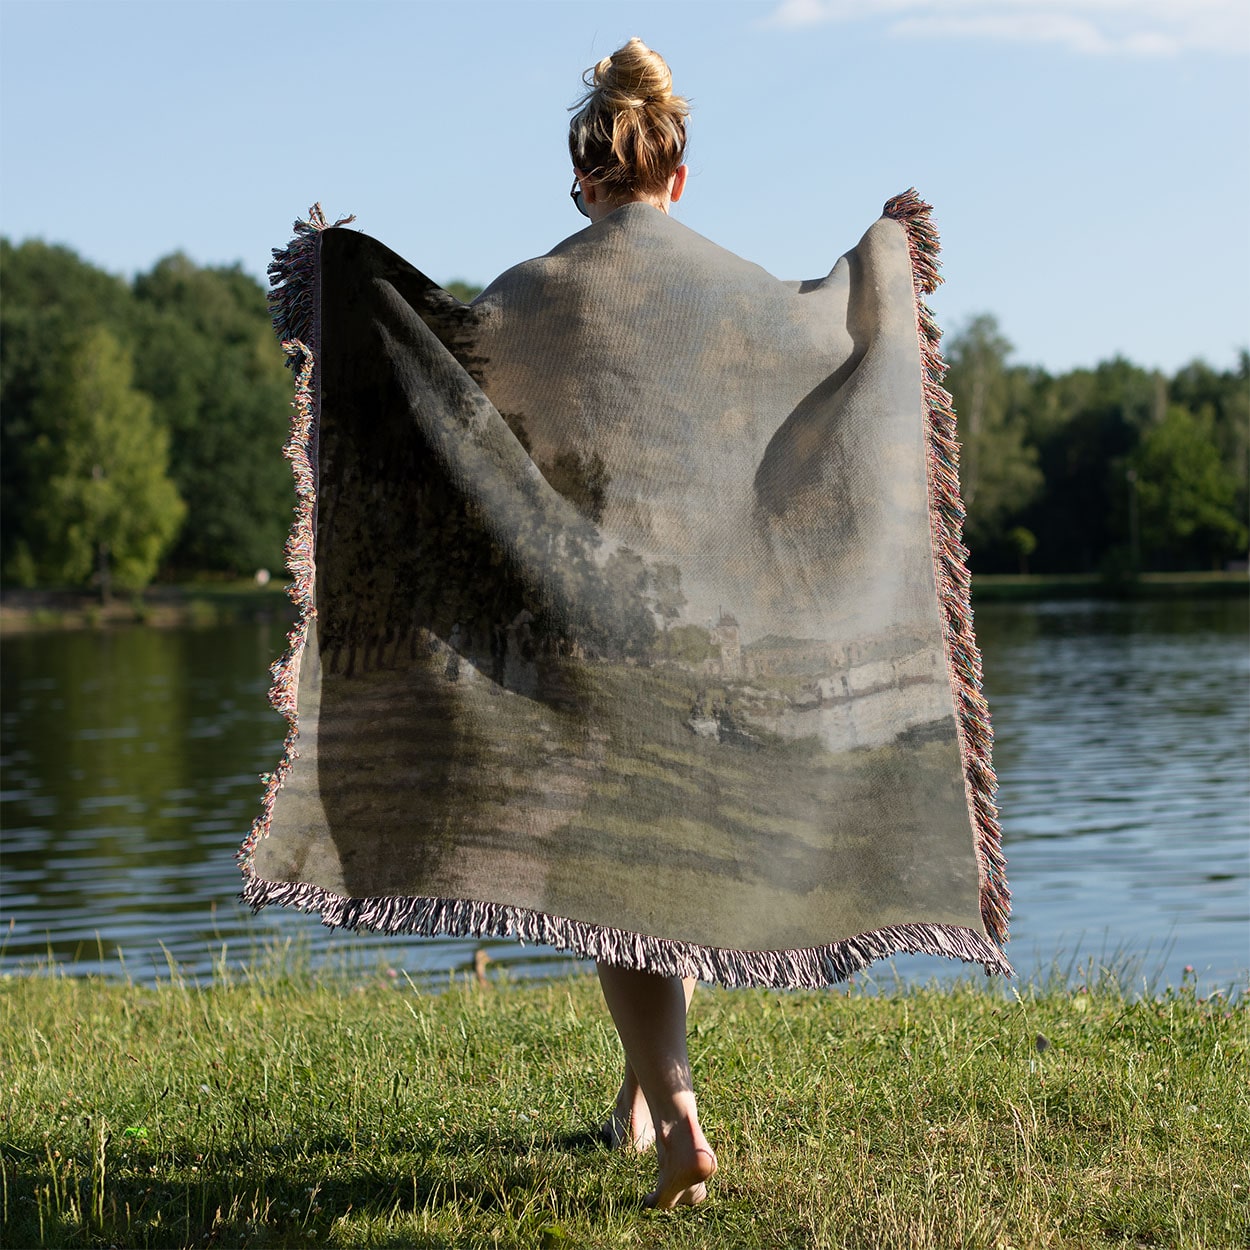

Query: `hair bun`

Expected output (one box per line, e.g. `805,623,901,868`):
569,38,689,198
594,36,673,109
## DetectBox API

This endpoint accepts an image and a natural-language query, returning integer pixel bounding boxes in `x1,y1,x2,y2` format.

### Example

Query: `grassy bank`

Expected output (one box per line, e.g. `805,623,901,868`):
0,582,294,634
970,571,1248,602
2,964,1245,1249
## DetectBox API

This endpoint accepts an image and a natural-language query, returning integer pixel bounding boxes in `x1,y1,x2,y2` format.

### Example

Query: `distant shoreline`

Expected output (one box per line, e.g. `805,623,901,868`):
969,569,1249,602
0,582,294,634
0,571,1245,634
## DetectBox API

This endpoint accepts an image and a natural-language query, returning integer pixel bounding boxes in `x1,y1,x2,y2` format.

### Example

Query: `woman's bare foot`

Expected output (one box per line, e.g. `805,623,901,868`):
594,966,712,1207
644,1116,717,1209
602,1070,655,1151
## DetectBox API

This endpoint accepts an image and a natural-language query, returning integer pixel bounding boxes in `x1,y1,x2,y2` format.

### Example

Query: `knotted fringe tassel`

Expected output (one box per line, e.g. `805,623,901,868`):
884,188,1012,951
237,204,350,871
239,200,1014,988
266,202,355,352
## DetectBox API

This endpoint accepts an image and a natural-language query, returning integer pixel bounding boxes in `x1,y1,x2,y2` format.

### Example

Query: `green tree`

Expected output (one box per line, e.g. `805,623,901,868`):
1,239,138,578
131,255,293,575
943,315,1043,557
19,327,185,597
1007,526,1037,574
444,280,483,304
1020,357,1160,573
1169,353,1250,542
1131,405,1246,569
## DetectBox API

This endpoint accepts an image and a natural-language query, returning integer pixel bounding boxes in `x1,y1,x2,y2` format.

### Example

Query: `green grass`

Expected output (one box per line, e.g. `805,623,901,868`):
2,959,1246,1249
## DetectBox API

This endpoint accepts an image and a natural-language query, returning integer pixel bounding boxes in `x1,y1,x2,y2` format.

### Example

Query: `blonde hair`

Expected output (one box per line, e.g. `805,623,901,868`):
568,38,689,198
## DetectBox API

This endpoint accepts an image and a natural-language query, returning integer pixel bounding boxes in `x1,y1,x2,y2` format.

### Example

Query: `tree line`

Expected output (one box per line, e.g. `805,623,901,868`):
2,239,294,596
1,238,1245,596
945,316,1247,575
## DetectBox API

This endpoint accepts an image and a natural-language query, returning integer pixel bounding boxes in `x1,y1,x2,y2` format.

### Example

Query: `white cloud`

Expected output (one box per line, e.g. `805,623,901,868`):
765,0,1250,57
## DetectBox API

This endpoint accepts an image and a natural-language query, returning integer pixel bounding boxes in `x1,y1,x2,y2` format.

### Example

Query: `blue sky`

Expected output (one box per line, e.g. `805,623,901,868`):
2,0,1246,375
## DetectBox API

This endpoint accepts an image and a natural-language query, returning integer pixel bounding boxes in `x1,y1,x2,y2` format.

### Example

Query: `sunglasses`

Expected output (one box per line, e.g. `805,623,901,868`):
570,177,589,219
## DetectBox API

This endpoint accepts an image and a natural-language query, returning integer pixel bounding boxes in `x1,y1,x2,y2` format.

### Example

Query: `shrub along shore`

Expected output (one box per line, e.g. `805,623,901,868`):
2,963,1244,1249
1,570,1245,635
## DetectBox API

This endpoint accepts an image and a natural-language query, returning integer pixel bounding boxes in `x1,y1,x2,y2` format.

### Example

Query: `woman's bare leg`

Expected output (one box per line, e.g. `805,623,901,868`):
596,964,716,1208
602,978,696,1152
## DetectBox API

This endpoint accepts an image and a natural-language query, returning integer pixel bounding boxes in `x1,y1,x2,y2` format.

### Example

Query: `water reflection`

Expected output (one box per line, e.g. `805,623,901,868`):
2,597,1246,990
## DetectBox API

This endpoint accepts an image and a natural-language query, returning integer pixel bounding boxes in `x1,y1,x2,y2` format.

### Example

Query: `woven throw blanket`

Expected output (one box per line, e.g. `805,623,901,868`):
239,191,1011,988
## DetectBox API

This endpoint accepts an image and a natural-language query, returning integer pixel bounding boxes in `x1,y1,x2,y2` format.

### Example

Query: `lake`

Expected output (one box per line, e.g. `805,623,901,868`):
2,597,1246,994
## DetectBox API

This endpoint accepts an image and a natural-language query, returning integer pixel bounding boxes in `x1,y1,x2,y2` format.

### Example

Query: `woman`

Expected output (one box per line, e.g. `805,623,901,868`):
246,36,1009,1216
565,37,717,1211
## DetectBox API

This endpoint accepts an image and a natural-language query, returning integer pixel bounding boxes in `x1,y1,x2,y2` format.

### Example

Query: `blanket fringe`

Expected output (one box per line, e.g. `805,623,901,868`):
266,203,355,353
238,204,349,872
240,872,1013,988
883,189,1011,949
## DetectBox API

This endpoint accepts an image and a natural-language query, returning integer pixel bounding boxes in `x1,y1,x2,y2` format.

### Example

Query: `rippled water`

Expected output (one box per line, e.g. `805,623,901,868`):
1,597,1246,991
968,596,1248,992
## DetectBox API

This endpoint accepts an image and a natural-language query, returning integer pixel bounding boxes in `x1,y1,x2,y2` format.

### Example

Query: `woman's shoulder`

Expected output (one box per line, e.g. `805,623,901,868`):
475,205,801,313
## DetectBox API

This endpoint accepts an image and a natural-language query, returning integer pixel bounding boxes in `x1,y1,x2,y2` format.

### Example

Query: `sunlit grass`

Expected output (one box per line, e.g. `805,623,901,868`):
2,956,1245,1248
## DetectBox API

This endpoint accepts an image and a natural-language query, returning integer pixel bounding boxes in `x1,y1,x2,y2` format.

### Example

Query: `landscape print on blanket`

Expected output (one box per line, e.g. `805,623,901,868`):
247,201,1004,978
